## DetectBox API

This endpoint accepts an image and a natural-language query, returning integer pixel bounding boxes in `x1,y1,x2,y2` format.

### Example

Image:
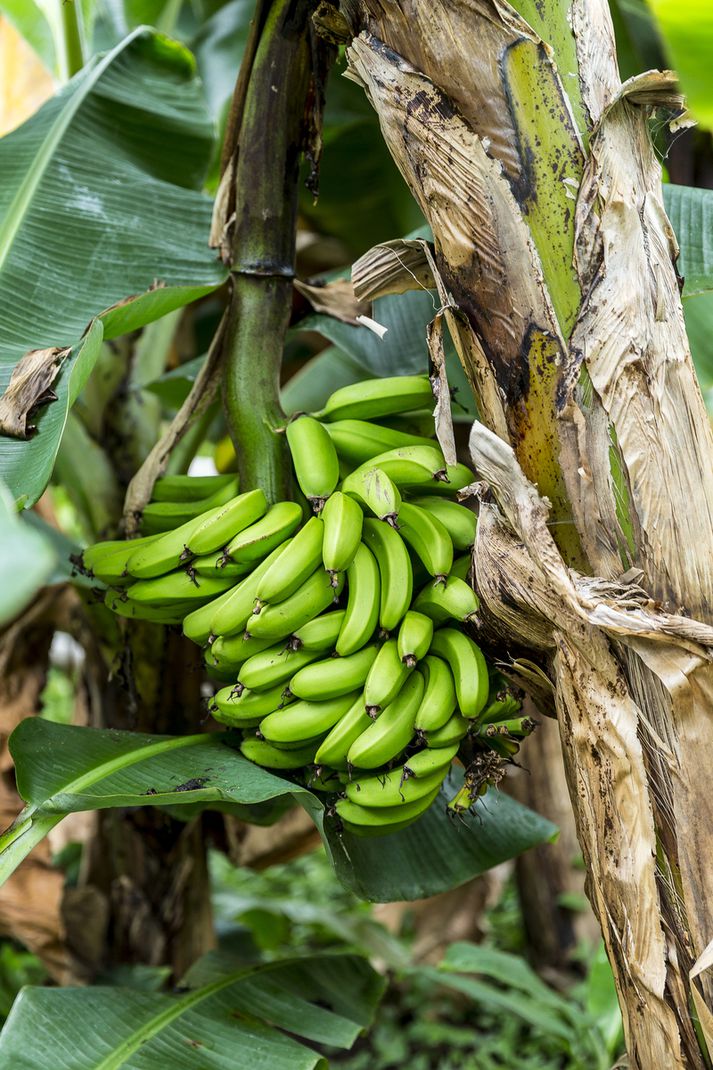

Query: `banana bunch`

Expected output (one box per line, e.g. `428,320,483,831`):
80,375,534,835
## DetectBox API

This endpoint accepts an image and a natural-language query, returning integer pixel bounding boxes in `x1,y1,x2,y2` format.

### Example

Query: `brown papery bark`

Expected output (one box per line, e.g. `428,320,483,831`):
339,0,713,1065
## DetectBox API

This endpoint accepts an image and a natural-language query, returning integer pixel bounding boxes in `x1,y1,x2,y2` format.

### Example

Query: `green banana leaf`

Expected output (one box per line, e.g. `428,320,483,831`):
1,719,557,902
648,0,713,131
0,27,227,507
663,184,713,297
0,947,384,1070
0,481,56,627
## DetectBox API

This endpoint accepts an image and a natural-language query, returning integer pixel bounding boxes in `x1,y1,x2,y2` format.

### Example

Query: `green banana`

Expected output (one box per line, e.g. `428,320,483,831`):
81,534,159,584
151,473,236,502
186,488,268,557
479,693,521,724
183,543,286,644
409,497,477,551
363,638,411,713
210,633,275,667
190,554,251,578
254,516,324,605
223,501,303,566
259,692,359,744
346,758,453,808
395,501,453,578
125,569,235,606
321,491,363,576
396,611,434,667
348,670,424,768
323,418,436,466
413,575,479,624
125,513,206,578
286,415,340,508
104,590,194,624
423,712,469,747
429,628,489,719
304,768,343,794
334,784,441,834
316,375,433,422
245,569,344,640
240,736,318,769
362,518,413,632
477,715,535,739
350,445,448,489
335,543,380,656
414,655,458,731
238,643,322,691
411,461,475,495
140,477,240,534
314,693,373,770
289,645,378,701
449,555,472,582
341,466,401,524
207,543,290,638
211,682,292,725
291,610,346,652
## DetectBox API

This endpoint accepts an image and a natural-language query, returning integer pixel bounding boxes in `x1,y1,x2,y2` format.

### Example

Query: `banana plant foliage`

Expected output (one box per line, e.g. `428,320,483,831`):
0,27,227,507
0,480,56,625
0,719,556,901
0,947,385,1070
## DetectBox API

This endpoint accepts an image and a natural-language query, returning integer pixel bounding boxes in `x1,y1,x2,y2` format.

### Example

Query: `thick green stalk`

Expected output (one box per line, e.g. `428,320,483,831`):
57,0,85,80
222,0,315,502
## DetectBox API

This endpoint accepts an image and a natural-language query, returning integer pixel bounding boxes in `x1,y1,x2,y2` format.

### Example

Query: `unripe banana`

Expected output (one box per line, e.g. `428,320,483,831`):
348,670,424,769
151,473,237,502
255,516,324,605
245,569,344,641
396,611,434,668
334,783,441,835
206,539,291,637
81,534,159,584
362,518,413,632
321,491,363,577
314,693,372,770
363,638,411,714
259,691,359,744
286,415,340,508
238,643,322,691
410,461,475,495
414,655,457,731
140,477,240,533
304,768,343,794
476,715,535,739
210,632,275,667
423,711,469,747
240,736,318,769
125,569,235,606
335,543,380,656
409,497,477,551
479,693,521,724
346,753,454,808
223,501,303,566
291,610,346,652
104,590,194,624
191,554,251,578
187,487,268,557
126,513,206,579
323,419,436,466
211,681,292,725
183,543,286,644
350,445,448,489
289,644,378,701
395,501,453,578
413,575,479,624
429,627,489,719
316,375,433,422
449,555,472,582
341,466,401,524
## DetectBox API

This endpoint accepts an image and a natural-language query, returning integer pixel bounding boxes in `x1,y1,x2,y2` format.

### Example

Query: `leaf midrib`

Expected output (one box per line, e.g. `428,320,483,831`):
0,27,145,275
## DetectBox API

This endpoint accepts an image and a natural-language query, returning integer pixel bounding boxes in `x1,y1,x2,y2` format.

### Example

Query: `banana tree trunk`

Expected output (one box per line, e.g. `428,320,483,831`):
339,0,713,1065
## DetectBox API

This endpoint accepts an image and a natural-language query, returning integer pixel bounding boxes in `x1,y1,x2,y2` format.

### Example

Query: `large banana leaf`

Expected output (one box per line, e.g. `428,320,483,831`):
0,947,384,1070
648,0,713,131
663,184,713,297
0,481,56,626
0,27,227,506
0,719,556,901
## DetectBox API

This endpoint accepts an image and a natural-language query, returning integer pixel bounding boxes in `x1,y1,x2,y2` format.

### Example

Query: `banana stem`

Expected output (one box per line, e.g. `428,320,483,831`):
56,0,85,80
221,0,317,504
